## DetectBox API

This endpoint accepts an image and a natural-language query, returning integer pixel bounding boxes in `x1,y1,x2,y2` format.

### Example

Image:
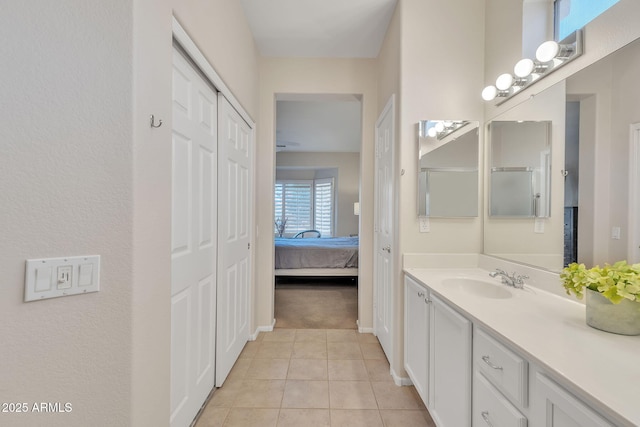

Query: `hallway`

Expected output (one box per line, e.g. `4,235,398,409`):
194,329,435,427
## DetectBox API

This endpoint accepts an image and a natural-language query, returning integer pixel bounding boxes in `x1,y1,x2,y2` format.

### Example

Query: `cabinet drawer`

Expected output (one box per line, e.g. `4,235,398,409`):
474,327,528,407
474,371,527,427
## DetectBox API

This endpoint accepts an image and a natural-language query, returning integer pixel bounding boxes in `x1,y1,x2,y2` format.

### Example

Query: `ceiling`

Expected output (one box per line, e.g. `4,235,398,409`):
240,0,398,58
240,1,396,153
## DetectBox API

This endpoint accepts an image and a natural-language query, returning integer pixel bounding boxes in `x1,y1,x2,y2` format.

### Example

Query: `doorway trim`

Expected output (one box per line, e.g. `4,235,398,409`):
629,122,640,262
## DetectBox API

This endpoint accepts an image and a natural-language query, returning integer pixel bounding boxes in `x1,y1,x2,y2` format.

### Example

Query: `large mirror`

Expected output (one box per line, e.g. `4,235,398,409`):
484,36,640,272
489,121,551,218
417,121,479,217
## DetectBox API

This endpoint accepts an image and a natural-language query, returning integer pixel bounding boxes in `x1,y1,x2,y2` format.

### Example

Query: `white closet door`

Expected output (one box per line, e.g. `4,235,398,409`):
216,95,252,386
170,48,218,427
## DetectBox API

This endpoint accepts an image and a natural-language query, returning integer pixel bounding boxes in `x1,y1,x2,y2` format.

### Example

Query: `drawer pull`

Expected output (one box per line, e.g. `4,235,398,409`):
482,355,503,370
481,411,494,427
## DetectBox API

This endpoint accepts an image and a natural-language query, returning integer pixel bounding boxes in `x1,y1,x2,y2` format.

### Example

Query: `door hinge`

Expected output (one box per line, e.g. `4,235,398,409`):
248,242,250,250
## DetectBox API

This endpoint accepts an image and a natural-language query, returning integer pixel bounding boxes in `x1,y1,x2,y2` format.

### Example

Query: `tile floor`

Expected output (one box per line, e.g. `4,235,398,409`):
194,329,436,427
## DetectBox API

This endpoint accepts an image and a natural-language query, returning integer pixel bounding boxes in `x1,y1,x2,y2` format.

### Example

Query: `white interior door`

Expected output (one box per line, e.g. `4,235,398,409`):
216,95,252,386
374,95,394,362
170,47,218,427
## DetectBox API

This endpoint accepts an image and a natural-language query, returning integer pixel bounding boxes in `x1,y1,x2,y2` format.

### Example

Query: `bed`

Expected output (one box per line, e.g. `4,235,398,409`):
274,236,359,277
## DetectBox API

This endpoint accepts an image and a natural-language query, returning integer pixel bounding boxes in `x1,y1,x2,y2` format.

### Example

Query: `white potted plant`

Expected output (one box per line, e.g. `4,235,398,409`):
561,261,640,335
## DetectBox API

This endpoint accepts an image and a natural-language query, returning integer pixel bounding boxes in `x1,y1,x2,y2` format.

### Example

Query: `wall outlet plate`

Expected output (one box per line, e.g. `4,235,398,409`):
25,255,100,302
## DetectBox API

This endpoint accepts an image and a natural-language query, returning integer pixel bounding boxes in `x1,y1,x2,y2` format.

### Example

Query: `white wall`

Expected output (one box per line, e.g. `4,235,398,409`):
1,1,259,426
276,152,360,237
1,2,134,426
256,58,377,331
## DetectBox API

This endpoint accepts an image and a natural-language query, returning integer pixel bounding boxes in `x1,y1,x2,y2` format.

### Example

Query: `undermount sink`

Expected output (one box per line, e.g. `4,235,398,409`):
442,278,513,299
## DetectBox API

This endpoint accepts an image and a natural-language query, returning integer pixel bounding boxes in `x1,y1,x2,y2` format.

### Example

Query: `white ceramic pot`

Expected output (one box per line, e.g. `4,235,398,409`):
585,289,640,335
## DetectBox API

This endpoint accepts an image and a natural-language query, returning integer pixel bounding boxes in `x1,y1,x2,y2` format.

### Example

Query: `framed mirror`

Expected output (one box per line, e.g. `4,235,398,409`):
488,121,552,217
417,121,479,217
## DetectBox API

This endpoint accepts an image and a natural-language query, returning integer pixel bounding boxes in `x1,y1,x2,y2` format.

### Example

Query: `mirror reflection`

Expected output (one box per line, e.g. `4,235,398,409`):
489,121,551,217
418,121,479,217
484,36,640,272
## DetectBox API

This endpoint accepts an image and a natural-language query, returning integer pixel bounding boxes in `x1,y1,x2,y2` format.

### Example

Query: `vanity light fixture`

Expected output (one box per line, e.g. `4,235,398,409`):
420,120,470,140
482,30,583,104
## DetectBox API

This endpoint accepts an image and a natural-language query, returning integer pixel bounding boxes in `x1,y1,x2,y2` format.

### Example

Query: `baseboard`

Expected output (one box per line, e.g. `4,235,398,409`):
391,367,413,386
250,319,276,340
356,320,374,334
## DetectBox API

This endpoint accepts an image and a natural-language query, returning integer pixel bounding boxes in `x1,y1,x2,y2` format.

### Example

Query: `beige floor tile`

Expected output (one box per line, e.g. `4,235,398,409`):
287,359,328,380
371,382,424,410
222,408,279,427
262,328,296,342
327,359,369,381
330,409,384,427
326,329,358,343
379,409,436,427
292,341,327,359
277,409,331,427
294,329,327,342
195,406,229,427
329,381,378,409
207,381,243,408
364,359,393,382
254,341,294,359
245,358,290,380
327,342,363,360
226,358,252,381
360,342,386,360
281,380,330,409
238,341,261,359
233,380,285,408
356,333,380,344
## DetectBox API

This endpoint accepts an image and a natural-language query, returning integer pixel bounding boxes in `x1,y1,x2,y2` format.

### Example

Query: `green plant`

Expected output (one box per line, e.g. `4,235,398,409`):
561,261,640,304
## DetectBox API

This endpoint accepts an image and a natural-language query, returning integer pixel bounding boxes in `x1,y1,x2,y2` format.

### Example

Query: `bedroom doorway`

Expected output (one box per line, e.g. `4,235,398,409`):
273,94,362,329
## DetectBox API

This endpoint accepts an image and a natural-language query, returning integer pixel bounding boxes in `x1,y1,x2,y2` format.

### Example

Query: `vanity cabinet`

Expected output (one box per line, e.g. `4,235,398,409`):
533,374,613,427
404,275,429,402
429,293,472,427
404,276,472,427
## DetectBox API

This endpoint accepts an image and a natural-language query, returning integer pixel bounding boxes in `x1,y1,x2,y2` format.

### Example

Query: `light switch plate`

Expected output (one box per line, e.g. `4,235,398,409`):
25,255,100,302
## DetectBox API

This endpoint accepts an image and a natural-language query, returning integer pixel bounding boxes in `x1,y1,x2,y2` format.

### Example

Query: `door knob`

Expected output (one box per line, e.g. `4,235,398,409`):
383,245,391,253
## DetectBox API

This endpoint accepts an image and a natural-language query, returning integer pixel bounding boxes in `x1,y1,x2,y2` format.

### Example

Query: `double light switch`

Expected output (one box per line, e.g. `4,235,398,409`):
25,255,100,302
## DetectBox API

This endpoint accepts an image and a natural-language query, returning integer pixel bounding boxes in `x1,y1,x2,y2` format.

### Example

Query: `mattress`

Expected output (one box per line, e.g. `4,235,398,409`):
274,237,359,270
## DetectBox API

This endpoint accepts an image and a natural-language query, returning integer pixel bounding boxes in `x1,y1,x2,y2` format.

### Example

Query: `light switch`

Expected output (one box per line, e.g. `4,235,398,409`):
78,263,93,287
25,255,100,302
35,267,52,292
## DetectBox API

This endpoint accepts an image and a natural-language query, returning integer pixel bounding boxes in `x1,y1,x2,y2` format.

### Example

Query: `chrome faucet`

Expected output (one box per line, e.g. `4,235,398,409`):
489,268,528,289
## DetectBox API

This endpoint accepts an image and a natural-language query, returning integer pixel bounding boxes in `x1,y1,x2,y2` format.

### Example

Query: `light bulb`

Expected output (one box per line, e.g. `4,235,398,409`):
496,73,514,91
427,127,437,138
536,41,561,62
514,59,534,78
482,85,498,101
434,122,445,133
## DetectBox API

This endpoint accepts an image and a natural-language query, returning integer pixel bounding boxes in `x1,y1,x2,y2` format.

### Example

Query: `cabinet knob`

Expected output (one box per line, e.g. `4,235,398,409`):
417,291,425,298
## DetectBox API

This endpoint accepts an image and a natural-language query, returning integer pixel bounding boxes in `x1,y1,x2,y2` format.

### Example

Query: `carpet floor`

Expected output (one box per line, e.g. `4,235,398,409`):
274,277,358,329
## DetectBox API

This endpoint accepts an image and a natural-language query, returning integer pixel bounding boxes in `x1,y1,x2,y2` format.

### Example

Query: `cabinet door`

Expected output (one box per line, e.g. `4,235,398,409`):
429,294,472,427
534,374,613,427
404,276,429,404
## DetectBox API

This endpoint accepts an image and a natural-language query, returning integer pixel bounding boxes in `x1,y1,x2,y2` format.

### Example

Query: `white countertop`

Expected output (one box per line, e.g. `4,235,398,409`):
404,267,640,427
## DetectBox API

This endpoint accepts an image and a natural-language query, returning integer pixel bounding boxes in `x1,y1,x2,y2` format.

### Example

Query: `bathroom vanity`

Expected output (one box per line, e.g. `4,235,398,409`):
404,267,640,427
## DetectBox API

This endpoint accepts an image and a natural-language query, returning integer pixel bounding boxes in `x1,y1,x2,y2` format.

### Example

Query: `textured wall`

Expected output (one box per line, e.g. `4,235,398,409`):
0,2,134,426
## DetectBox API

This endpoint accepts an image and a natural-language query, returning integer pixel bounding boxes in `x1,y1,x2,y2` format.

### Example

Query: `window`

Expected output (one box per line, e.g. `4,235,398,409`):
274,179,334,237
554,0,620,40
